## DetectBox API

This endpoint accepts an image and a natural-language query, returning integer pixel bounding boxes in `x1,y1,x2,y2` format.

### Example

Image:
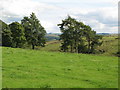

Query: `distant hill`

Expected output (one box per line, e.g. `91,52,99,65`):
45,33,117,41
45,33,60,41
47,33,112,35
97,33,110,35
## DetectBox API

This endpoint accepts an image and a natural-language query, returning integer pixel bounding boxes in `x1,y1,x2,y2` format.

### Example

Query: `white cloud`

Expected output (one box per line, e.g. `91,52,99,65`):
41,21,60,33
0,0,118,33
1,0,60,16
69,6,118,33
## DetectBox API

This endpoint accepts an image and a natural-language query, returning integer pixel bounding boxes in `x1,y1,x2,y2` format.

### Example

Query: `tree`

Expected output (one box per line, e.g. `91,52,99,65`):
83,25,94,53
21,13,46,49
58,16,103,54
90,34,103,53
58,16,78,52
1,20,12,47
58,16,85,53
74,21,85,53
9,22,26,48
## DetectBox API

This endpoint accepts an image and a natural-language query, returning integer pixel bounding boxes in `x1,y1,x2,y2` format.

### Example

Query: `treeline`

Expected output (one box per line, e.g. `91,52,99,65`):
58,16,103,54
1,13,103,54
1,13,46,49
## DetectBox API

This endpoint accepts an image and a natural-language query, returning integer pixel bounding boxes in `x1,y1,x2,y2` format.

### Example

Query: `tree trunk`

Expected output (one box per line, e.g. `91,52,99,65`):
71,44,73,53
32,44,35,49
16,42,18,48
76,40,79,53
88,40,91,53
75,40,77,53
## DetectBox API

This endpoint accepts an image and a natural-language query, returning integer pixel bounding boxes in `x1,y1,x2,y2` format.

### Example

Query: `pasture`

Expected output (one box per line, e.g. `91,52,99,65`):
2,47,118,88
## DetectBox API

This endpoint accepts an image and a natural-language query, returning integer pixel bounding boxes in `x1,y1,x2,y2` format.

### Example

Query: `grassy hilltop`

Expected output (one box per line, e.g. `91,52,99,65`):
2,47,118,88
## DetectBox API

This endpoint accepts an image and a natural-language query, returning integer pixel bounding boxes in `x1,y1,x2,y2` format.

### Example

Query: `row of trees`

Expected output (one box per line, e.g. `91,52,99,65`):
2,13,46,49
58,16,102,53
1,13,103,53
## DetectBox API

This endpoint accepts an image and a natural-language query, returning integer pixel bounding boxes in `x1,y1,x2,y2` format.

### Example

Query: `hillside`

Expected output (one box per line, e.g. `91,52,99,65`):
97,34,118,56
38,34,118,56
2,47,118,88
36,40,61,52
45,33,60,41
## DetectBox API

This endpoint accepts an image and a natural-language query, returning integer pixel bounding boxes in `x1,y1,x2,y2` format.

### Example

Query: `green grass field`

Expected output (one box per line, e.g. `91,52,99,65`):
2,47,118,88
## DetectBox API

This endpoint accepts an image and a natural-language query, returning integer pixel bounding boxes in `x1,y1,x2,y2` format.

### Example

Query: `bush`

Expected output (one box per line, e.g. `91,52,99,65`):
115,51,120,57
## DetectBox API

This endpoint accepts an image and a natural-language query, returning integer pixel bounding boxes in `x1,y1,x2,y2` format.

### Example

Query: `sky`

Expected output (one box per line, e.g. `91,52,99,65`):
0,0,119,33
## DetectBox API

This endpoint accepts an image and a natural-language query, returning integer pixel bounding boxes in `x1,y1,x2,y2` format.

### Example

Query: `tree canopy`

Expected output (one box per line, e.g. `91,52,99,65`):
1,13,46,49
1,20,12,47
58,16,102,54
21,13,46,49
9,22,26,48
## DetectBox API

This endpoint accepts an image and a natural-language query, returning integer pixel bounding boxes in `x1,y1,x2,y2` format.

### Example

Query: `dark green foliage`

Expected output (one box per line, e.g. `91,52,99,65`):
58,16,103,54
78,43,88,53
9,22,26,48
90,34,103,53
115,51,120,57
1,20,12,47
21,13,46,49
1,13,46,49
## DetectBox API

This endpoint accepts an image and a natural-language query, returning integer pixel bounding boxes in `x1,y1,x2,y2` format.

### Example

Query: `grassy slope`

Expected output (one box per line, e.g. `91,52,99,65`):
36,40,61,52
38,34,118,56
2,47,118,88
97,35,118,56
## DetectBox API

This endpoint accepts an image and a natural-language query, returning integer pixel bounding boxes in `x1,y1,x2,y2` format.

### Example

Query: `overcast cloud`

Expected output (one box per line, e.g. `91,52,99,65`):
0,0,119,33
